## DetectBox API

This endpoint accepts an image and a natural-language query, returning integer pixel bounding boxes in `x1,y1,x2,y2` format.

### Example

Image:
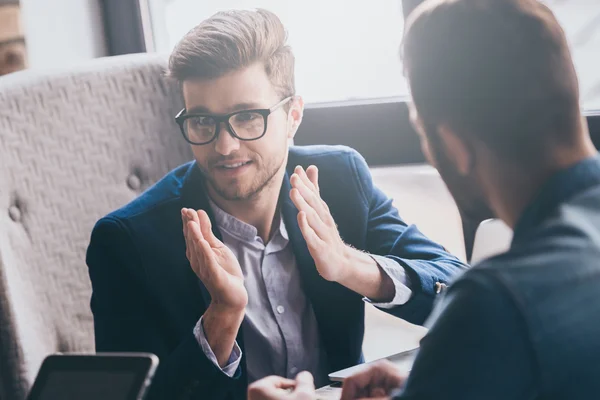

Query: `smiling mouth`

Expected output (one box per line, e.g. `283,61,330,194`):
215,161,252,170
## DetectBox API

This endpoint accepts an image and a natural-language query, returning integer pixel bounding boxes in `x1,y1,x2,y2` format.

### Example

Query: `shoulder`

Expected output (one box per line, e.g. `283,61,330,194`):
287,145,372,194
106,162,193,220
287,145,377,211
92,161,195,236
287,145,368,172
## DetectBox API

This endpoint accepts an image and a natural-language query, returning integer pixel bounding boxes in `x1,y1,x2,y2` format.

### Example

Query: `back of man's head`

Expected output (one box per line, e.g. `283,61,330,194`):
402,0,582,165
167,8,295,98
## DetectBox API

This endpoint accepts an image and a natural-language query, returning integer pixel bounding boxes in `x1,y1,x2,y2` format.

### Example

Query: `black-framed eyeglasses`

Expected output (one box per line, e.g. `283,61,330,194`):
175,96,293,145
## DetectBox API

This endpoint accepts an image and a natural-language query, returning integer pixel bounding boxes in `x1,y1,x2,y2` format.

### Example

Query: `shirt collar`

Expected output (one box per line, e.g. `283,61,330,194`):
512,153,600,243
207,198,288,244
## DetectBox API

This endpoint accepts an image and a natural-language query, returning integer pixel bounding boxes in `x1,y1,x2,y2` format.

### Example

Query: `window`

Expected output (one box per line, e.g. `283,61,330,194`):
544,0,600,111
147,0,407,104
147,0,600,110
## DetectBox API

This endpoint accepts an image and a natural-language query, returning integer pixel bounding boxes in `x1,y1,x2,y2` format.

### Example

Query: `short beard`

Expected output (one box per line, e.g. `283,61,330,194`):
425,126,494,223
199,152,287,202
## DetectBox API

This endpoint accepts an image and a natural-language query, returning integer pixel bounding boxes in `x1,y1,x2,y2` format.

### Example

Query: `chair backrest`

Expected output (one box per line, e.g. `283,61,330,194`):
0,53,191,399
471,219,513,264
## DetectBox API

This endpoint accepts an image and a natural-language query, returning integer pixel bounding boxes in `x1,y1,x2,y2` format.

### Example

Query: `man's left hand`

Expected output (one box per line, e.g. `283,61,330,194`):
248,371,316,400
290,165,350,282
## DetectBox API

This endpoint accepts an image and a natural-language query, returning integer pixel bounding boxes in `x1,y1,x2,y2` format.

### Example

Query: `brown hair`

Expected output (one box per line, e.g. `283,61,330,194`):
166,8,295,98
402,0,581,162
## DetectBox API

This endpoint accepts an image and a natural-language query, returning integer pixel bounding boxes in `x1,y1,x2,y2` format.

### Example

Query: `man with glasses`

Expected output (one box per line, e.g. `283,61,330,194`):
86,8,467,400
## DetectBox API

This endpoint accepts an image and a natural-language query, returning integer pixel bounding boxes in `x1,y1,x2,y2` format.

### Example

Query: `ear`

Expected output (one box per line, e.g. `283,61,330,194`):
437,123,472,176
287,96,304,140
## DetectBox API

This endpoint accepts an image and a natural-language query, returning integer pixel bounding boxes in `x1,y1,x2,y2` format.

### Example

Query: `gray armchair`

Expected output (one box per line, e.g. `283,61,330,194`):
0,53,191,399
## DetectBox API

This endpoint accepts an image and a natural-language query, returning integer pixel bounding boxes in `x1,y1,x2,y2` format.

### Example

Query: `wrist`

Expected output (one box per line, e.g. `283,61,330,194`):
334,247,395,301
331,245,361,284
206,302,245,319
205,303,245,331
203,304,244,368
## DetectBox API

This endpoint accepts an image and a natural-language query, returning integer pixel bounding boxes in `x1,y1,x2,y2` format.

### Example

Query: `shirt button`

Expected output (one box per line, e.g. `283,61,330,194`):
290,367,298,375
276,305,285,314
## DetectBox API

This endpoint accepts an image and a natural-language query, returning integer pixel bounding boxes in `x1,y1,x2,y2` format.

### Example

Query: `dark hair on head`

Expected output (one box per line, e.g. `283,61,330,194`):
402,0,581,163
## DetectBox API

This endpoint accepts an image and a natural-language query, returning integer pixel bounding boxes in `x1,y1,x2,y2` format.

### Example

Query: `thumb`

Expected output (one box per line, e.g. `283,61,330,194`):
294,371,315,393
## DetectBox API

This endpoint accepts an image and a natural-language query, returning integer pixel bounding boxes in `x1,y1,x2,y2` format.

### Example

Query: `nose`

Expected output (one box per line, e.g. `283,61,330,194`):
213,122,240,155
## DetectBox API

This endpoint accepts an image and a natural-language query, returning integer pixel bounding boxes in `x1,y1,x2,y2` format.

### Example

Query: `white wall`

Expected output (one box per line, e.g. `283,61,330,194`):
20,0,107,69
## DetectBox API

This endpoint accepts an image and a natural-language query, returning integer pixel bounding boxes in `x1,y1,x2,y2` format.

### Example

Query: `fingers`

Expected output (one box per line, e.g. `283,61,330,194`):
254,375,297,390
182,209,188,252
182,209,195,263
248,376,297,400
182,208,222,250
306,165,320,193
291,189,330,239
294,371,315,395
340,369,370,400
297,209,327,254
291,167,333,227
375,360,405,390
188,219,224,286
294,165,318,193
341,361,406,400
369,388,388,398
290,176,328,223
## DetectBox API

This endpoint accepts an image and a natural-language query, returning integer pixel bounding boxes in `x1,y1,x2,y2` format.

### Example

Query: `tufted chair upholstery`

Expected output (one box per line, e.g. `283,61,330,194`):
0,53,192,399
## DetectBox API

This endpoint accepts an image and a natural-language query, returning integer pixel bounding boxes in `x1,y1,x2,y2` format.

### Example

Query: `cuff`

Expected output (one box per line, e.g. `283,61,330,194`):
364,255,413,308
193,316,242,377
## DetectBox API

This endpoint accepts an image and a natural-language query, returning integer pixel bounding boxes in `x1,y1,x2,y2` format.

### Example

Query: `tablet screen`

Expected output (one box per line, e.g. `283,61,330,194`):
35,370,138,400
27,353,158,400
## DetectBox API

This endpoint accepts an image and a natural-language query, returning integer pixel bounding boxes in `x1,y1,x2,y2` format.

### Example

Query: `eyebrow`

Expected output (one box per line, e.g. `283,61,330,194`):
186,102,264,115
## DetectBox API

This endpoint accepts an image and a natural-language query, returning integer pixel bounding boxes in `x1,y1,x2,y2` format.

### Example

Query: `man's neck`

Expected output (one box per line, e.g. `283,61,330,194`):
484,139,597,229
208,172,286,243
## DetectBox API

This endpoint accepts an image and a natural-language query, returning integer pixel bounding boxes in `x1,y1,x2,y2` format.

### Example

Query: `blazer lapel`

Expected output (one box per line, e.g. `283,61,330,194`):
180,162,248,371
279,172,321,286
279,172,335,336
279,169,361,371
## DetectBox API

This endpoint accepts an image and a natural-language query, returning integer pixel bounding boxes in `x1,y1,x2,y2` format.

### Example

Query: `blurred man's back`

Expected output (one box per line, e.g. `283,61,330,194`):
397,0,600,398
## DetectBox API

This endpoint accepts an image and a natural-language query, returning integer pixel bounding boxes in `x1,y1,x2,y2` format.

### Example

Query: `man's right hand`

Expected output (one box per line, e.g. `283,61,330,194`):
340,361,407,400
182,208,248,366
248,372,316,400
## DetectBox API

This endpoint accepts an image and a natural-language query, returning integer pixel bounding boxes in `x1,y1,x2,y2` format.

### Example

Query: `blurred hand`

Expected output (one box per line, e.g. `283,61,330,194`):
248,371,316,400
341,361,407,400
182,208,248,311
290,165,349,282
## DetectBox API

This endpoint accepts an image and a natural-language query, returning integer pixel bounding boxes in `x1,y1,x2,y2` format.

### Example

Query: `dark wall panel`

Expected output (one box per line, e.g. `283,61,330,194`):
297,100,425,166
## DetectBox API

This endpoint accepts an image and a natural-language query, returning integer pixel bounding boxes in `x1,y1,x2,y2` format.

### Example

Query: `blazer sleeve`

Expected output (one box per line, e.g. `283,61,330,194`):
86,216,242,400
350,151,470,325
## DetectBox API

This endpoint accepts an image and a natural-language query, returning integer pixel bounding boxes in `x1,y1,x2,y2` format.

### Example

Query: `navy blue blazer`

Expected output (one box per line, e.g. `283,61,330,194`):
86,145,467,400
